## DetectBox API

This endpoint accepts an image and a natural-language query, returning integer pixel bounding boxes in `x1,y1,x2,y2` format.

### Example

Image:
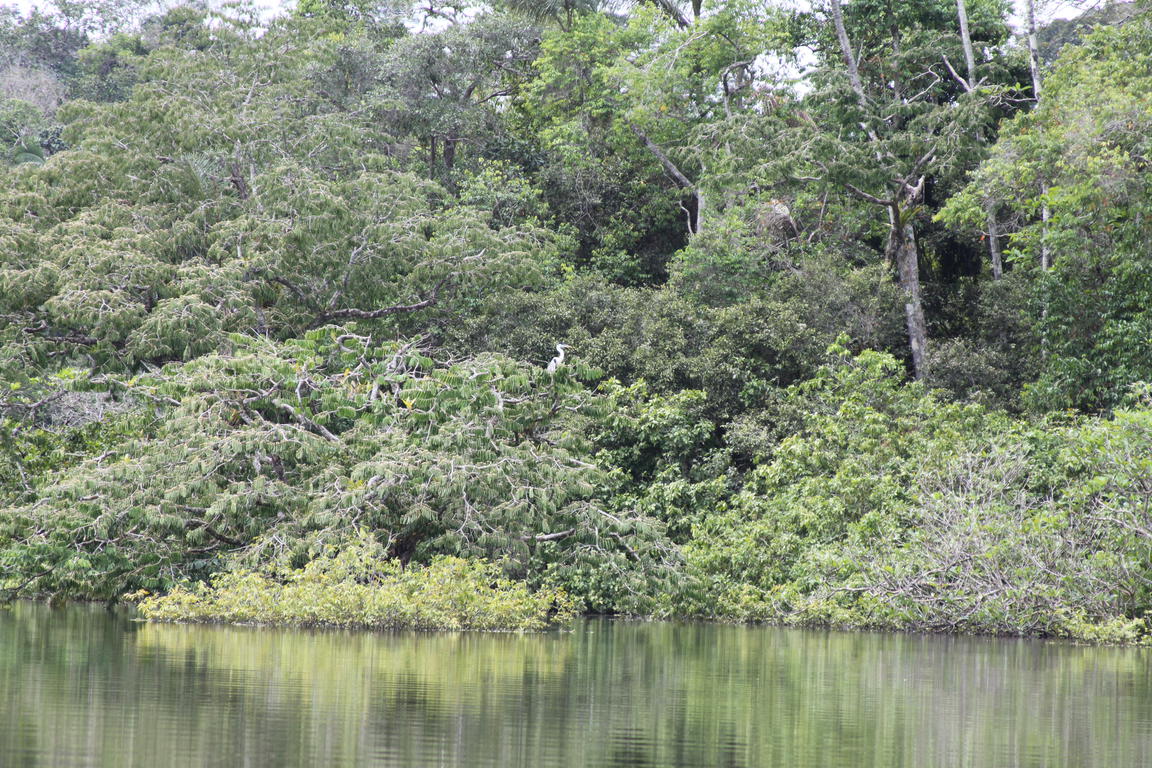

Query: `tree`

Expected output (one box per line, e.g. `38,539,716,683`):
515,3,787,282
0,8,565,372
372,13,541,182
953,0,1005,279
0,331,674,609
941,7,1152,411
779,0,1015,378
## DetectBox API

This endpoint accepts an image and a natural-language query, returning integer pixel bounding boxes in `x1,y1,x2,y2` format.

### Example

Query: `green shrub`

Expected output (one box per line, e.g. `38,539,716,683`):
134,544,577,632
677,347,1152,643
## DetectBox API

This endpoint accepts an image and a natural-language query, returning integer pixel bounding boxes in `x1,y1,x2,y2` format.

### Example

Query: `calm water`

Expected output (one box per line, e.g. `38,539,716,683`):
2,603,1151,767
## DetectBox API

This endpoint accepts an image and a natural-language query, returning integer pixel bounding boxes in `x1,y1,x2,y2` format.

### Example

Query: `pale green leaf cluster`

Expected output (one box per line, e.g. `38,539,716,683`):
135,543,577,631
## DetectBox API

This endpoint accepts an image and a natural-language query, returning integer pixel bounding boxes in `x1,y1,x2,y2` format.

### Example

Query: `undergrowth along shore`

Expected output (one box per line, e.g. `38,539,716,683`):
128,537,1152,644
132,547,577,632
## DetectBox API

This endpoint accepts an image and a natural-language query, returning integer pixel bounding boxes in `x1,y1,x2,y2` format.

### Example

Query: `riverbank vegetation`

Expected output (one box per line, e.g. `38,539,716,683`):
2,0,1152,640
133,541,577,630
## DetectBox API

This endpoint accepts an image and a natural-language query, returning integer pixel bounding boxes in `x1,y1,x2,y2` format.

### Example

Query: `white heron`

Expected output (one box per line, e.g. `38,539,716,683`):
546,344,569,374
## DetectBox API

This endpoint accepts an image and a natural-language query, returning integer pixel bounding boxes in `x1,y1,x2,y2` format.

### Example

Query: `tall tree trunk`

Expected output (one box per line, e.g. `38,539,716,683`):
1025,0,1043,100
956,0,1004,279
1025,0,1052,270
956,0,977,85
443,134,458,172
1040,203,1051,269
830,0,866,100
888,205,929,379
986,201,1003,280
885,0,903,98
831,0,884,149
833,0,929,376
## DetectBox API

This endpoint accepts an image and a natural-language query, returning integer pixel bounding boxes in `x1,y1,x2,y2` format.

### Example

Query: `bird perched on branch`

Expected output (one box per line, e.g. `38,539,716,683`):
546,344,569,374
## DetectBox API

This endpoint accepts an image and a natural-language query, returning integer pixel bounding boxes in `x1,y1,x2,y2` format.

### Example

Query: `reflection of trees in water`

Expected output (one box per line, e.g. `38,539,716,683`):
4,606,1152,767
133,620,578,767
607,727,658,768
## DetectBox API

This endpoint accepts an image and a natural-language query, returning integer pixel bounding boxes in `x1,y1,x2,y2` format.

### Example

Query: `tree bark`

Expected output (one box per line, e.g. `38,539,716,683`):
829,0,866,101
956,0,977,85
1040,202,1051,270
986,201,1003,280
1025,0,1043,100
631,124,702,234
887,205,929,379
1024,0,1052,271
443,134,458,172
954,0,1004,280
833,0,929,376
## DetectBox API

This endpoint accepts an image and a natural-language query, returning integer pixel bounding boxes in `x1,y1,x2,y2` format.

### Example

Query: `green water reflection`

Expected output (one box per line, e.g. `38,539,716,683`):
2,602,1150,767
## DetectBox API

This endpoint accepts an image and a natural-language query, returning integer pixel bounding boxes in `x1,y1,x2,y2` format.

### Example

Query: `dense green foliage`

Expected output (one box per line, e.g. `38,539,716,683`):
941,10,1152,411
683,348,1152,642
2,0,1151,640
